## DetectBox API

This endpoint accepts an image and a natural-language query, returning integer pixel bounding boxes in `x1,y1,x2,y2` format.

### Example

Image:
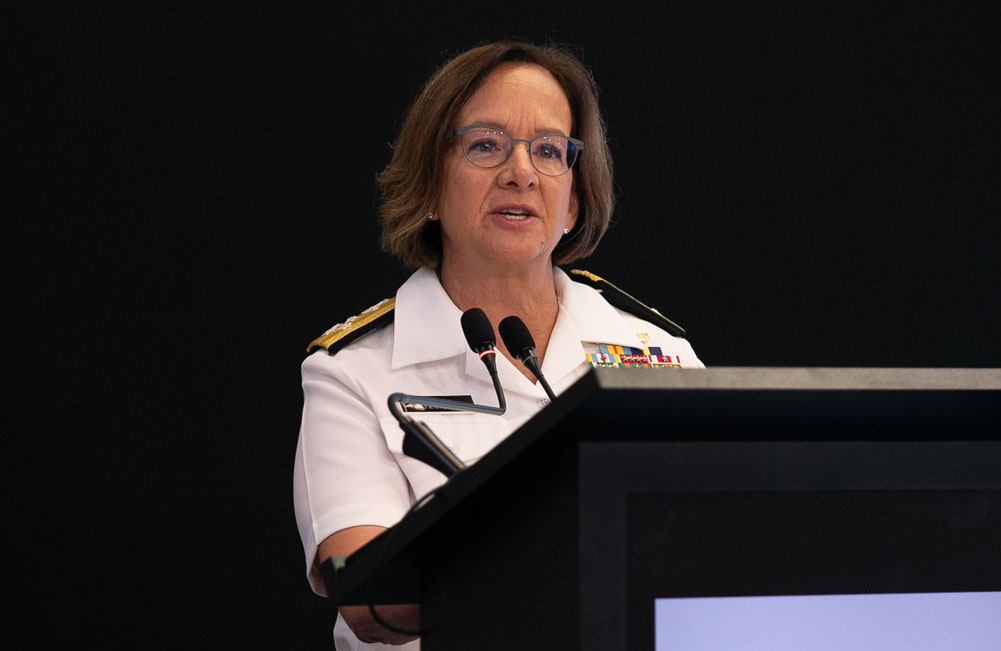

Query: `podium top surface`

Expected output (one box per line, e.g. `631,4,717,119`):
549,366,1000,442
590,366,1001,390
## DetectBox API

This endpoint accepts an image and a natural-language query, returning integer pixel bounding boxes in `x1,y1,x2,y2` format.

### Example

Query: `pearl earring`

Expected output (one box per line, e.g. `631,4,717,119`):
428,212,435,221
563,227,570,235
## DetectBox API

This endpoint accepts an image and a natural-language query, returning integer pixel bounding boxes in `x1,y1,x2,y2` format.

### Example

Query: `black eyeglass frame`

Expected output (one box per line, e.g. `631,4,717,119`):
450,125,584,177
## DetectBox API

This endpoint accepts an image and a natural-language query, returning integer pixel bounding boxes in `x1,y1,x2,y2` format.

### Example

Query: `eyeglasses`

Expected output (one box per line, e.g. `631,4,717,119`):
451,126,584,177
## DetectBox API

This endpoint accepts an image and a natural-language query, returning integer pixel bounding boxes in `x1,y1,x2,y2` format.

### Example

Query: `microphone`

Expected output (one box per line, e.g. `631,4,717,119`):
388,308,508,477
498,315,557,402
459,307,506,412
460,307,498,370
388,308,506,416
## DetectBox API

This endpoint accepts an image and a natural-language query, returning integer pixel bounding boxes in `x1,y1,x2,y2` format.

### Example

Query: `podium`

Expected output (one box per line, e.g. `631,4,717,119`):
321,367,1001,651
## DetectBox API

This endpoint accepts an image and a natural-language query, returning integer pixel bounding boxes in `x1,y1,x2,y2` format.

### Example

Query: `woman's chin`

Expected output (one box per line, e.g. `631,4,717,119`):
443,229,559,274
478,244,556,270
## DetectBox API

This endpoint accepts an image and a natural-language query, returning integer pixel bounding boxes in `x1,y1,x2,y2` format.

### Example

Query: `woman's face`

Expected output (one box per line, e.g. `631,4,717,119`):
436,63,578,275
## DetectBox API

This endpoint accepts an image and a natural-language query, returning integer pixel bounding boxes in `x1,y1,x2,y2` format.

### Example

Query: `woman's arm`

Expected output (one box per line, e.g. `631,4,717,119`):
296,346,419,646
318,526,420,645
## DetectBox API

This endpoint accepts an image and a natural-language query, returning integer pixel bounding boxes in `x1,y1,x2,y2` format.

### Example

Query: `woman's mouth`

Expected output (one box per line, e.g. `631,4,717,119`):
498,208,531,221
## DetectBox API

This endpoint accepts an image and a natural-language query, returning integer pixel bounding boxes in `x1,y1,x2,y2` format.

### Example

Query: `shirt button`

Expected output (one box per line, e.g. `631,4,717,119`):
537,398,550,408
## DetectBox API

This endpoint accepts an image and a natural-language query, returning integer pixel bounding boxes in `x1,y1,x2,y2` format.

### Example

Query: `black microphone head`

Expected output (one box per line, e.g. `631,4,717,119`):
460,308,496,354
498,315,536,361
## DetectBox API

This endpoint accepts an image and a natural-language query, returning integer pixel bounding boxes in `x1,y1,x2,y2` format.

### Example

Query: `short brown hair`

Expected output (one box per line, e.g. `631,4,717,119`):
377,41,614,268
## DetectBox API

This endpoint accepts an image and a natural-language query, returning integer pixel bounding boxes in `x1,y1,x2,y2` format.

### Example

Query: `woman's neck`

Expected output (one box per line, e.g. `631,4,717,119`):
438,259,560,379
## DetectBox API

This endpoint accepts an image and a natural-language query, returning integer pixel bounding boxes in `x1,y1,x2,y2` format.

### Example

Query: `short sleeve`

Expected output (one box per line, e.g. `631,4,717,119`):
293,351,413,595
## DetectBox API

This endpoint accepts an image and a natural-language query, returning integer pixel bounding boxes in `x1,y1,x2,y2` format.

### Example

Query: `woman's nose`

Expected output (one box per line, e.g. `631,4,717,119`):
498,142,538,188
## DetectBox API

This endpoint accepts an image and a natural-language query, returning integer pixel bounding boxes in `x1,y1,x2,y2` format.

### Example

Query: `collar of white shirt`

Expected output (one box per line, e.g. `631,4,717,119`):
391,267,645,396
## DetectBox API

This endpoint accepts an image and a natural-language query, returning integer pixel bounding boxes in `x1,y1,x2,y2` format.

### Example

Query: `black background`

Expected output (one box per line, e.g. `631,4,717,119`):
14,1,999,648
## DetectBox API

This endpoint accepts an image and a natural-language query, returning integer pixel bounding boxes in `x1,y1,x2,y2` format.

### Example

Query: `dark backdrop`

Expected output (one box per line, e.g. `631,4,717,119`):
16,1,998,648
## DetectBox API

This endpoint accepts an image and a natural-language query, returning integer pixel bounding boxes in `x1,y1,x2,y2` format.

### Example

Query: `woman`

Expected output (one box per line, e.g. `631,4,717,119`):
294,40,703,650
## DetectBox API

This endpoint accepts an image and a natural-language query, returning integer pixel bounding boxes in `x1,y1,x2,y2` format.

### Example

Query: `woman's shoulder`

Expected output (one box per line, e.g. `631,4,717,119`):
564,268,704,368
566,269,687,338
305,297,396,357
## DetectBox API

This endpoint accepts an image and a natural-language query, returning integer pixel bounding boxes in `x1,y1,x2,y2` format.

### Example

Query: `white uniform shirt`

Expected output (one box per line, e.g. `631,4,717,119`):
293,267,703,650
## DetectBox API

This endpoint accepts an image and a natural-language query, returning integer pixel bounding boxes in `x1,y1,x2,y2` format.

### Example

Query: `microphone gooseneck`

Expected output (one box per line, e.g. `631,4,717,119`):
388,308,509,477
387,308,506,417
460,307,505,412
498,315,557,402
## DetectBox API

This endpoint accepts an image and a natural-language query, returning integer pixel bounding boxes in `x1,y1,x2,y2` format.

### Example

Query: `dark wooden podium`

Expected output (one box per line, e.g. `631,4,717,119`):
321,367,1001,651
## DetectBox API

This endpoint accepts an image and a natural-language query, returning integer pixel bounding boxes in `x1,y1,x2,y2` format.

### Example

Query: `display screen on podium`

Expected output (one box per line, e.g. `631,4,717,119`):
654,591,1001,651
626,488,1001,650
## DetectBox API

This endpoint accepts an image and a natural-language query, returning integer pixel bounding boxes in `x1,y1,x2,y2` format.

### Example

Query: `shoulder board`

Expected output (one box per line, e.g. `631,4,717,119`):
568,269,687,338
306,298,396,355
